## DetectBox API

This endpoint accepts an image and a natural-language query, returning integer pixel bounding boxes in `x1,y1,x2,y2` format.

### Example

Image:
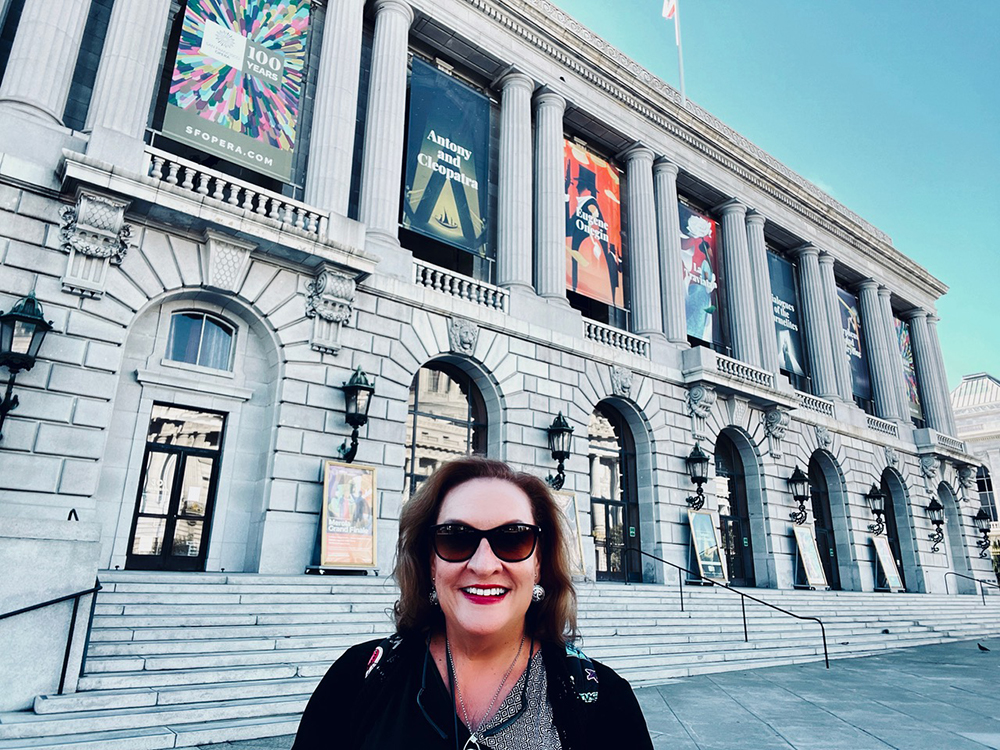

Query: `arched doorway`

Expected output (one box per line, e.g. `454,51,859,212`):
878,471,907,591
808,455,841,590
880,468,922,592
939,482,975,587
714,432,755,587
588,402,641,583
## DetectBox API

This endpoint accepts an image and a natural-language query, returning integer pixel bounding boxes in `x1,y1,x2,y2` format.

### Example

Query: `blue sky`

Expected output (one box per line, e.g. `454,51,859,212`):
550,0,1000,389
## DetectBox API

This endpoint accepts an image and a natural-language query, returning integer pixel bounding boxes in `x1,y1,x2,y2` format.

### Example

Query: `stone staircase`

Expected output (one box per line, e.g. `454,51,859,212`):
2,571,999,749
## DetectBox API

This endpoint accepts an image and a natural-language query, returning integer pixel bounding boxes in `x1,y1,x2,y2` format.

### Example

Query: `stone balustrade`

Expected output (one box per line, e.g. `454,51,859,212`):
413,259,509,312
715,353,774,389
583,320,650,358
796,391,836,417
866,415,899,438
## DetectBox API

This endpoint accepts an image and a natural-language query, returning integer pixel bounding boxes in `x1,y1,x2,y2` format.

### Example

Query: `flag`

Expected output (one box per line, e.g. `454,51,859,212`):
661,0,685,104
662,0,676,20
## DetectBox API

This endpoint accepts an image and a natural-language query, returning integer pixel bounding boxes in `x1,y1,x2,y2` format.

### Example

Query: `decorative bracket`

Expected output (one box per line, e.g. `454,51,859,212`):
59,189,132,297
761,408,791,458
611,366,633,399
685,385,716,441
814,425,832,451
201,230,255,294
883,445,899,468
305,264,356,355
447,317,479,356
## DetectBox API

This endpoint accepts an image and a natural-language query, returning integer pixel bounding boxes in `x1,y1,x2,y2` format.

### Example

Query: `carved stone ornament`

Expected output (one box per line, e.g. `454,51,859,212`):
884,446,899,468
201,230,256,293
920,455,938,481
611,366,633,398
686,385,716,441
761,408,791,458
814,425,832,450
957,464,976,498
58,189,132,297
305,265,356,355
447,318,479,357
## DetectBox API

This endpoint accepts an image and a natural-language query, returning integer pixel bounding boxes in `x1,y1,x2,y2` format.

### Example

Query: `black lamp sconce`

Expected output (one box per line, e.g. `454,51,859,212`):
685,443,710,510
866,483,887,536
337,366,374,463
926,496,945,552
0,293,52,441
973,509,991,559
545,412,573,490
787,466,810,525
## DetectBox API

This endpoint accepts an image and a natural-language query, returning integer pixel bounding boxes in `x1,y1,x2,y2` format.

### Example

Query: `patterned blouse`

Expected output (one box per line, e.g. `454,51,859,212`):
470,650,562,750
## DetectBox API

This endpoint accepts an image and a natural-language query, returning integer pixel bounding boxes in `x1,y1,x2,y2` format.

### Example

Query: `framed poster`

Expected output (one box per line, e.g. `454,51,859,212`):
553,490,586,577
688,510,726,582
872,536,904,592
319,460,377,568
792,523,828,589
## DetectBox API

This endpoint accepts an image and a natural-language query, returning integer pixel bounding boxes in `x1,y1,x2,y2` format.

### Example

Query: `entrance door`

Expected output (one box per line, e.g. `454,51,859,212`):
714,433,755,587
126,404,225,571
809,460,841,590
879,476,907,591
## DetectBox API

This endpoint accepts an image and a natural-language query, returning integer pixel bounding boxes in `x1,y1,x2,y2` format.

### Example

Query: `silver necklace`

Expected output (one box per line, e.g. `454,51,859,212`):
446,632,526,750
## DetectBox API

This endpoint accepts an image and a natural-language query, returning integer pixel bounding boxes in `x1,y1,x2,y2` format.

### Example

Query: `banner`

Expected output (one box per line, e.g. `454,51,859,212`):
894,318,923,419
320,460,376,568
766,253,806,377
403,59,491,256
679,203,719,344
837,288,872,401
565,141,623,307
162,0,310,181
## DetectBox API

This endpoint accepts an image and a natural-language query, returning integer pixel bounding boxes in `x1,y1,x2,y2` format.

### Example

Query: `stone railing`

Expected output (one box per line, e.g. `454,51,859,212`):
413,259,508,312
583,320,650,358
936,433,966,453
866,415,899,438
715,354,774,389
796,391,835,417
143,147,326,236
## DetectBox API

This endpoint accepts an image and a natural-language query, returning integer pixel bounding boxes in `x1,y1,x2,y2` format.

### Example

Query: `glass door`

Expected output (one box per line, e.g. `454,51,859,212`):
714,434,755,587
809,460,841,590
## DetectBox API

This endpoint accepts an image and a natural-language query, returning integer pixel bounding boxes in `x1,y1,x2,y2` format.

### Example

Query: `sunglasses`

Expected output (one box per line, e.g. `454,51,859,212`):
430,523,541,563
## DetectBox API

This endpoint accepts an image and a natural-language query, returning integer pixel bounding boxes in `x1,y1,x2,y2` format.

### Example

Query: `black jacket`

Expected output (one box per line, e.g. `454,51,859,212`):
293,635,653,750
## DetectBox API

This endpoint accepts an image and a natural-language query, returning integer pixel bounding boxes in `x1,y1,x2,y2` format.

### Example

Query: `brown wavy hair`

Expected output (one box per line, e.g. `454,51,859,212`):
393,457,578,643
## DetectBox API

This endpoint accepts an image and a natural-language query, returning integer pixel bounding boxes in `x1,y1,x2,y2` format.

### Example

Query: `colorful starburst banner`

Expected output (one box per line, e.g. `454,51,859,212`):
162,0,310,181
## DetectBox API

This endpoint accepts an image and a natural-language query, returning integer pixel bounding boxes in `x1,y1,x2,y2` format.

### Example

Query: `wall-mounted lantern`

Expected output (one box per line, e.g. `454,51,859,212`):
926,496,945,552
973,509,991,559
0,293,53,441
684,443,710,510
545,412,573,490
866,483,887,536
337,366,374,463
787,466,810,525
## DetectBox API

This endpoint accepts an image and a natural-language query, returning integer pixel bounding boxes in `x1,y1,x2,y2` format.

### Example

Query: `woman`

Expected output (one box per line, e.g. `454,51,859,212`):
294,457,653,750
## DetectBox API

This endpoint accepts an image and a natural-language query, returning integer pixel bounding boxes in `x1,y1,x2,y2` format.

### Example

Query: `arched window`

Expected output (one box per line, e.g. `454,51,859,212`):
714,432,755,587
403,362,487,497
166,312,235,371
977,467,997,522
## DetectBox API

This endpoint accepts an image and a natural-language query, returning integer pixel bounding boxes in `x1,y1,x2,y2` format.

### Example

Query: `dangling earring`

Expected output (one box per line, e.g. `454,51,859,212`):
532,583,545,602
429,582,439,606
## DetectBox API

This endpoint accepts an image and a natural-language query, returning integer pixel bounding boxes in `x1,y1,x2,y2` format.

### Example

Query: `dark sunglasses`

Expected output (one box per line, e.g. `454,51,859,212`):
430,523,541,563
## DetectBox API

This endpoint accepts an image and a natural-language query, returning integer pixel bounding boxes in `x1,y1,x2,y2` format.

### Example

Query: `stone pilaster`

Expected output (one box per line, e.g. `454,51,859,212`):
358,0,413,245
623,146,664,341
746,210,778,374
857,280,899,420
496,71,534,291
716,199,759,366
791,244,837,398
534,89,567,302
879,287,912,422
304,0,366,217
818,253,853,401
903,309,950,433
0,0,92,124
926,314,957,435
653,159,687,344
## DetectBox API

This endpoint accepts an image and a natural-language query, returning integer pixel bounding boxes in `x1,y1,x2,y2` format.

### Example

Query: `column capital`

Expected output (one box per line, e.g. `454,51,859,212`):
534,87,566,111
817,251,836,267
714,198,747,217
901,307,928,322
790,242,820,260
745,209,767,228
621,143,655,165
373,0,413,22
653,158,679,177
498,70,534,93
877,285,893,300
856,277,880,294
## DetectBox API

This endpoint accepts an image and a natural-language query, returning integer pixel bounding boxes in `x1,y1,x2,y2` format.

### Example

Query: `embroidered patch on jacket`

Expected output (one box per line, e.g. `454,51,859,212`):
365,645,384,678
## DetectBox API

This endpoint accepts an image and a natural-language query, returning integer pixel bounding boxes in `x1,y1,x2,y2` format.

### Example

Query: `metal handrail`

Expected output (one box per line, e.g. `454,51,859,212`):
943,571,1000,605
0,578,102,693
631,548,829,668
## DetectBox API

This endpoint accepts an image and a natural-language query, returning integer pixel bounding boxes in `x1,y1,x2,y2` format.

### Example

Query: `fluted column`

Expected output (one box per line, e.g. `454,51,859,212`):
716,200,759,366
305,0,365,216
746,210,778,374
857,280,899,420
623,146,664,341
818,253,853,401
879,287,912,422
791,244,838,398
653,160,687,344
903,309,950,432
534,89,567,302
496,71,534,291
358,0,413,243
0,0,91,124
927,314,958,435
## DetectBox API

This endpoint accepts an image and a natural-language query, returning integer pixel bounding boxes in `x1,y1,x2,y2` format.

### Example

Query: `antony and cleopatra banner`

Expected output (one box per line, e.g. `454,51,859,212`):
766,253,807,377
403,59,491,256
565,141,624,308
678,203,719,344
894,318,923,419
162,0,310,181
837,288,872,401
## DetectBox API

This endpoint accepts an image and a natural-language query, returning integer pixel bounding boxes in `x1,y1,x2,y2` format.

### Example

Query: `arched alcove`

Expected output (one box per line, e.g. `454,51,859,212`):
880,468,923,592
808,450,859,591
713,426,769,588
938,482,975,590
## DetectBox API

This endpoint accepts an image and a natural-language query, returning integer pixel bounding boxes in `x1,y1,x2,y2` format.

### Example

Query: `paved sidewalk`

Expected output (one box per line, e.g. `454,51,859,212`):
200,639,1000,750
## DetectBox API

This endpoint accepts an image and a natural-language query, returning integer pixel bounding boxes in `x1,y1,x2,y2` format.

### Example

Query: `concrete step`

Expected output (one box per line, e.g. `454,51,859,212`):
78,664,299,691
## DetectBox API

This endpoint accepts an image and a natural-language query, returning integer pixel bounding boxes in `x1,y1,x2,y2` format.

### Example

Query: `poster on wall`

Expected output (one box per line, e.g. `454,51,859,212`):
836,288,872,400
319,460,376,568
402,58,491,256
792,523,829,590
565,140,624,307
678,203,719,344
688,510,726,582
553,490,586,577
161,0,311,181
872,536,904,592
766,253,806,377
894,318,923,419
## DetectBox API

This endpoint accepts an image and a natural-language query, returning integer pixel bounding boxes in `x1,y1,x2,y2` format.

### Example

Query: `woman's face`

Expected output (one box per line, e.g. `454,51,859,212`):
431,478,541,644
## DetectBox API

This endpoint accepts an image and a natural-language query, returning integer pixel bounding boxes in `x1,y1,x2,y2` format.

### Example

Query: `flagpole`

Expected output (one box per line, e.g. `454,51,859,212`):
674,0,686,106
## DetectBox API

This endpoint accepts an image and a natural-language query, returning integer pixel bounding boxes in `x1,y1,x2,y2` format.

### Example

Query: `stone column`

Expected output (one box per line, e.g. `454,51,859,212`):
496,71,534,292
358,0,413,245
305,0,365,217
903,309,950,433
623,146,664,341
0,0,92,124
879,287,912,422
746,210,778,374
653,159,687,344
819,253,853,401
716,199,759,366
791,244,838,399
927,314,958,435
857,280,900,420
534,89,567,302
